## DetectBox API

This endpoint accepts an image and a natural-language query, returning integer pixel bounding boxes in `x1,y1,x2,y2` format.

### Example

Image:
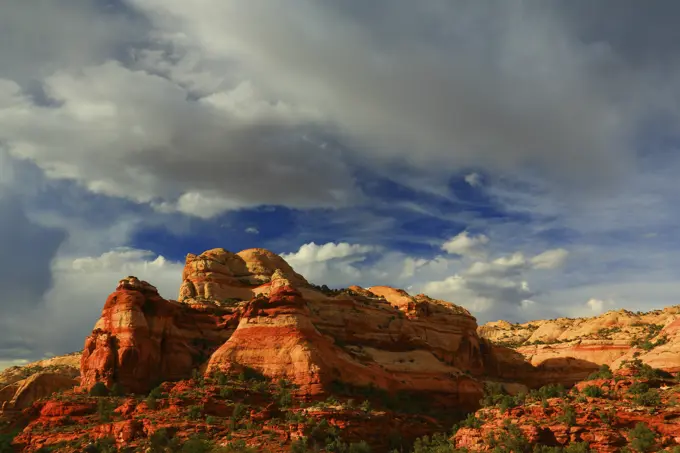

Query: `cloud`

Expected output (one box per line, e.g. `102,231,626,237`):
0,62,362,219
464,172,482,187
122,0,664,193
530,248,569,270
0,194,66,311
2,1,675,223
278,239,569,323
586,298,614,313
441,231,489,257
282,242,377,265
0,248,185,364
244,227,259,235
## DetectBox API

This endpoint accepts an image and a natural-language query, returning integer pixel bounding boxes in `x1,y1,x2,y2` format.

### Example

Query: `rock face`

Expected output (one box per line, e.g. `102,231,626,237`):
207,270,486,410
453,365,680,453
0,373,78,412
78,248,538,410
178,248,307,305
479,307,680,385
0,352,81,413
80,277,237,394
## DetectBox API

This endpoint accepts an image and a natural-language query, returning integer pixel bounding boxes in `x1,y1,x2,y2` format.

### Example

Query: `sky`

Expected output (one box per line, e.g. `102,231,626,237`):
2,0,680,369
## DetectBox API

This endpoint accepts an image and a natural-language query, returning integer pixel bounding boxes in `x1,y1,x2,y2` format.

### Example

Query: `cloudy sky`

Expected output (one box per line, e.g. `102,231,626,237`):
2,0,680,369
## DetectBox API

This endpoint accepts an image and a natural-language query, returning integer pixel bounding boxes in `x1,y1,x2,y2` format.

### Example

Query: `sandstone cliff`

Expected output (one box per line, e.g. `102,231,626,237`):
81,249,504,411
0,352,81,413
479,306,680,384
80,276,238,394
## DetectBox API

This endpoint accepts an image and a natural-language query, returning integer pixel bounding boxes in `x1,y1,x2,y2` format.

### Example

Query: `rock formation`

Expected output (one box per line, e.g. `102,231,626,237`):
0,352,81,413
6,246,680,452
80,276,238,394
78,248,549,410
1,373,78,412
479,306,680,385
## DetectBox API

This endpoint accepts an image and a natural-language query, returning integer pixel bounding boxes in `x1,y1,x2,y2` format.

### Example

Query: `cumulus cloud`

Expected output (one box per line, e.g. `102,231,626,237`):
281,242,379,286
2,1,676,221
531,248,569,270
464,173,482,187
586,298,615,313
0,248,184,364
282,242,377,265
417,243,570,321
277,238,569,322
0,194,66,311
245,227,259,235
441,231,489,257
0,62,361,219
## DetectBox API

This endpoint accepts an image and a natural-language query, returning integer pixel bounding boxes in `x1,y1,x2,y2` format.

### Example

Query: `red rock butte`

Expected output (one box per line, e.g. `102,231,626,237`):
78,247,680,407
79,247,542,411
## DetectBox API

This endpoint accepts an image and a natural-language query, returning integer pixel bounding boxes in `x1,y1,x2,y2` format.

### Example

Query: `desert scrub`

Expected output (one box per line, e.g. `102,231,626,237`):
586,364,613,380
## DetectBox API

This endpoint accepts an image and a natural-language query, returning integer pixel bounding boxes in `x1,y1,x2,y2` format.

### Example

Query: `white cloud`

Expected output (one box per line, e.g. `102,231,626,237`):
282,242,376,265
586,298,615,313
0,61,361,219
464,172,482,187
441,231,489,257
23,248,183,358
245,226,259,234
530,248,569,270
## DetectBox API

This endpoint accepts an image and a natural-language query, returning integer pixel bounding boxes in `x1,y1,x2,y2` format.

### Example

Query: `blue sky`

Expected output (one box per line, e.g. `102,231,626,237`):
2,0,680,369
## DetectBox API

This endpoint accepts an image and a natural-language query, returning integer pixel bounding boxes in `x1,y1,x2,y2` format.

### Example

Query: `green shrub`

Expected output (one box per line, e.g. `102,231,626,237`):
220,387,233,399
559,406,577,426
214,371,229,386
238,367,267,382
586,364,613,380
149,428,181,453
187,404,203,420
146,395,158,410
0,431,18,453
487,422,531,453
97,399,115,422
582,385,604,398
537,384,566,399
275,386,292,407
215,439,257,453
180,436,213,453
348,441,372,453
290,437,309,453
628,382,649,395
480,382,506,407
412,433,455,453
597,410,615,426
89,382,110,397
148,385,164,399
628,423,657,452
91,436,117,453
231,402,246,419
564,442,592,453
109,383,125,397
498,394,518,413
632,390,661,407
460,413,483,429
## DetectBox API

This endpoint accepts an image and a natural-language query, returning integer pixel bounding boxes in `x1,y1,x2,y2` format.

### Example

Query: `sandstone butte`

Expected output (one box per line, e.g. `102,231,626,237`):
1,247,680,452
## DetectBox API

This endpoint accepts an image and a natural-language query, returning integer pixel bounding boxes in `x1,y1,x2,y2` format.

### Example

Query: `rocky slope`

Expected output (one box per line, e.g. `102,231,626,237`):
80,276,238,394
452,359,680,452
4,247,680,452
479,307,680,385
82,248,506,411
0,353,81,413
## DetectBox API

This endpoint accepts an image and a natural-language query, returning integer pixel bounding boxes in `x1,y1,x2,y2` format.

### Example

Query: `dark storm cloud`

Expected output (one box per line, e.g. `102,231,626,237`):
0,194,66,309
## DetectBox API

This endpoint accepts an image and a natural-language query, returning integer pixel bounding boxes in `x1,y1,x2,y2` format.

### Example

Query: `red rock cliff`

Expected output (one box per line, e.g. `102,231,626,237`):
80,277,238,394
